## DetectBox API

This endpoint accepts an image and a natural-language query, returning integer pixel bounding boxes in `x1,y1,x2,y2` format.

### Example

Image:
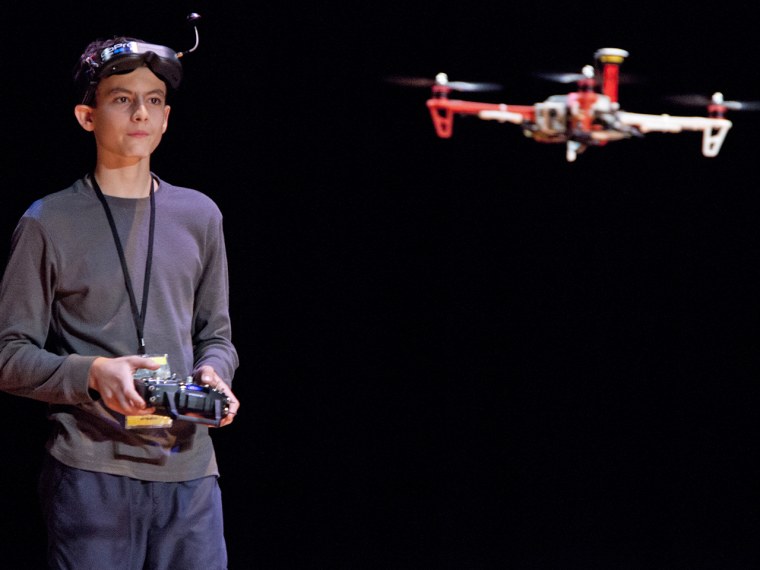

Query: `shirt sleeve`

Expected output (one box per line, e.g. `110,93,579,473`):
0,216,95,403
191,214,239,385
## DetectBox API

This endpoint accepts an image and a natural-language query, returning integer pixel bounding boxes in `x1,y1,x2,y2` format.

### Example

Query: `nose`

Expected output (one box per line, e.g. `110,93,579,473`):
131,99,149,120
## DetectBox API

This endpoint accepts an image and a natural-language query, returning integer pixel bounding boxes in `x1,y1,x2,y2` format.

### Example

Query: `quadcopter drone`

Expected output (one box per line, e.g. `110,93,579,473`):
393,48,757,162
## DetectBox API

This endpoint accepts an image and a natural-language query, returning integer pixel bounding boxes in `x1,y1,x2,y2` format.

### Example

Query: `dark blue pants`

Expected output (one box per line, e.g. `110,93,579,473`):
38,454,228,570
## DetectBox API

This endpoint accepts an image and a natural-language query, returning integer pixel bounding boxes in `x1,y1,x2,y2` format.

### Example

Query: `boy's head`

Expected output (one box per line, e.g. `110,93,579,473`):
74,37,183,105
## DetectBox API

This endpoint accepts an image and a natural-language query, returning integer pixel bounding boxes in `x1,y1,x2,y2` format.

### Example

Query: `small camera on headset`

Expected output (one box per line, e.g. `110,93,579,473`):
133,355,230,427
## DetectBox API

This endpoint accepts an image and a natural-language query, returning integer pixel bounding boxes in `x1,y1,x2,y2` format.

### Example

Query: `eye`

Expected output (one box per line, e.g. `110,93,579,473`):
149,96,165,105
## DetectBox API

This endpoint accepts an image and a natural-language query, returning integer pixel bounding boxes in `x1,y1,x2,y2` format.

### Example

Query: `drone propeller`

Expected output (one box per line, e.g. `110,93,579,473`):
533,68,644,85
384,73,503,92
533,69,592,84
665,93,760,111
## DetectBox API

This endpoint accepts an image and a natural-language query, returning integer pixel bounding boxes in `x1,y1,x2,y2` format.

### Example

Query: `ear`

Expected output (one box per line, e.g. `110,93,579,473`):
74,104,95,132
161,104,171,134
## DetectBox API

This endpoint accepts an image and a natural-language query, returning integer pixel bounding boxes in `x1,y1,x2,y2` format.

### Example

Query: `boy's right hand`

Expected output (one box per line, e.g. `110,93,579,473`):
88,355,160,416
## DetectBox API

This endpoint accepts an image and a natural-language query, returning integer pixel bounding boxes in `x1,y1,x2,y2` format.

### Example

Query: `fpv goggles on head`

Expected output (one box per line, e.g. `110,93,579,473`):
88,40,182,85
79,13,200,104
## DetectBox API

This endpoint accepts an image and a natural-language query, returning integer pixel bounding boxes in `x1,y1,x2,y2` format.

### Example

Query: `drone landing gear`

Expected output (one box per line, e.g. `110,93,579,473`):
566,140,587,162
702,122,731,157
429,105,455,138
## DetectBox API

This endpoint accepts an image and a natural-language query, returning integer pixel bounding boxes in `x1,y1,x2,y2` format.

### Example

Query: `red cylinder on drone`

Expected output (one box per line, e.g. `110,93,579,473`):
594,48,629,103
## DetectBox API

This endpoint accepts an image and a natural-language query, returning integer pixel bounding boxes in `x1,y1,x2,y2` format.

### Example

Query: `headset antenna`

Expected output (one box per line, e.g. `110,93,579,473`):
177,13,201,58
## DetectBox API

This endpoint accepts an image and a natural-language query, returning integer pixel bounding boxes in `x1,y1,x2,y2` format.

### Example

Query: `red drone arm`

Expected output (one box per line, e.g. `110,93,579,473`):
426,98,535,138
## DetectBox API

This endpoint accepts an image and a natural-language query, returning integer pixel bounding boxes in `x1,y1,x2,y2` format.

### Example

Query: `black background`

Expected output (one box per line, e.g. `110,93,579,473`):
1,1,758,568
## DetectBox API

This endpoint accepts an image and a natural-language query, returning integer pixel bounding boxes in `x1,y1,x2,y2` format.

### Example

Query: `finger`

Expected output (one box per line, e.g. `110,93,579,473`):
207,377,228,394
125,401,150,415
218,396,239,427
136,356,161,369
112,395,136,416
124,384,149,409
127,355,161,371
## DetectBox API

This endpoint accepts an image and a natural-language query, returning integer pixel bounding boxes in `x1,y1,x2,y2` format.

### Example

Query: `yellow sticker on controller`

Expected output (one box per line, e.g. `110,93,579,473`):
125,414,173,429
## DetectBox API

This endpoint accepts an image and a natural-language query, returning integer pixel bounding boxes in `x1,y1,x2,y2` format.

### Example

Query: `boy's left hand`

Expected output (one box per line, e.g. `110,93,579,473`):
194,365,240,427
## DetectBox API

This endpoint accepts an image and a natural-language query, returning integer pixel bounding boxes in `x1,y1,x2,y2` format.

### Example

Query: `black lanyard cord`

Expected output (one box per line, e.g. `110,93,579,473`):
91,174,156,355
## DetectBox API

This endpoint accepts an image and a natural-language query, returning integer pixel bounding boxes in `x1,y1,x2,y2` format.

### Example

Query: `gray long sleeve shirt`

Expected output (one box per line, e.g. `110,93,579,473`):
0,175,239,481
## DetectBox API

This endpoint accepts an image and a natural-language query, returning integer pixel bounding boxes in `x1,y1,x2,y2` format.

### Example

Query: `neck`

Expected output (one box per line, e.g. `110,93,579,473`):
93,164,155,198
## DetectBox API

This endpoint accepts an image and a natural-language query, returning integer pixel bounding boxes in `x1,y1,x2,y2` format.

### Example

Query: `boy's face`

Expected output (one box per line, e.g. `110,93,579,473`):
75,66,171,165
